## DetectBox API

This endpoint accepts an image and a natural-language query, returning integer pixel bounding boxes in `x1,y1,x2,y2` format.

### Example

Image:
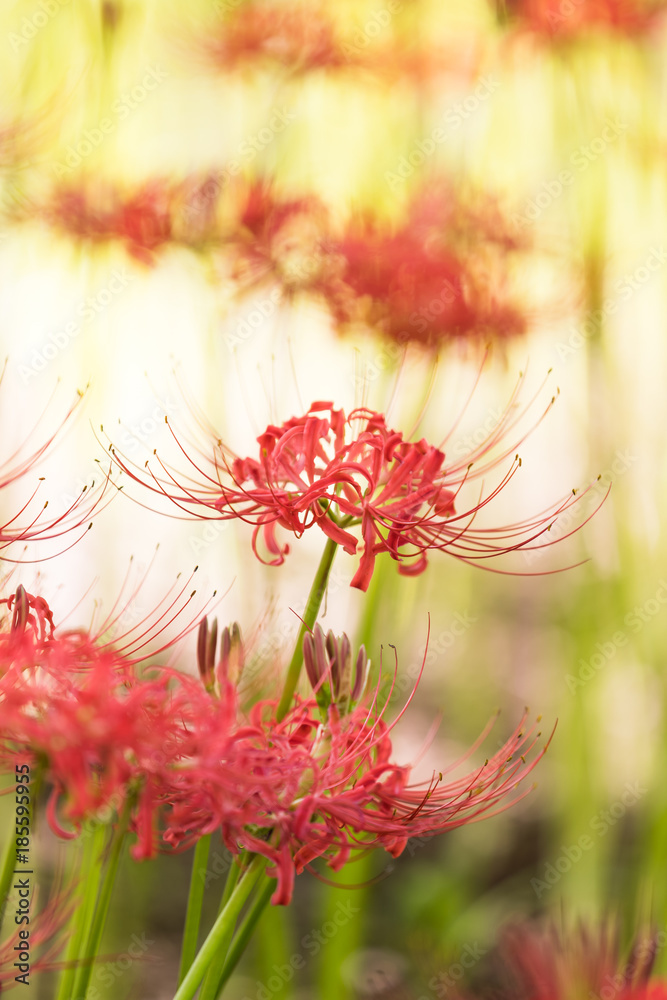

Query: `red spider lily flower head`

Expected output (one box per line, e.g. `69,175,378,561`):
318,181,530,350
184,1,484,88
104,383,600,592
219,177,329,299
44,179,178,264
454,921,667,1000
189,1,362,77
0,569,212,853
499,0,667,39
158,632,552,905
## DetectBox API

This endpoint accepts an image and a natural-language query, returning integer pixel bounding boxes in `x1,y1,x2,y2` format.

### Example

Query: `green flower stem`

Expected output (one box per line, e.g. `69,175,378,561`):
173,854,266,1000
196,850,248,999
214,874,277,995
222,850,248,909
55,823,108,1000
71,800,131,1000
276,536,338,721
178,833,212,985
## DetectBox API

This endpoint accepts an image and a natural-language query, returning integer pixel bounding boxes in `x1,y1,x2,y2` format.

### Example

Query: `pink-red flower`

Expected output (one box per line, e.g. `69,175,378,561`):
452,922,667,1000
183,1,484,87
219,177,328,297
157,624,551,905
191,1,356,76
317,183,530,349
43,181,176,264
500,0,667,39
1,594,552,908
106,393,594,591
0,577,207,856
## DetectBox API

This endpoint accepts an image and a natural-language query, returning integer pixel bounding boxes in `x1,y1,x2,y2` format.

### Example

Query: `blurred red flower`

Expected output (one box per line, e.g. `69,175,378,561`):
318,183,530,349
501,0,667,38
456,922,667,1000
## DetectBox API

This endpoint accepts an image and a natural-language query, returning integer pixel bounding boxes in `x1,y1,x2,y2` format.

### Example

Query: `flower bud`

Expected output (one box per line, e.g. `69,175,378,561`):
197,617,244,693
196,616,218,692
218,622,244,687
303,624,370,713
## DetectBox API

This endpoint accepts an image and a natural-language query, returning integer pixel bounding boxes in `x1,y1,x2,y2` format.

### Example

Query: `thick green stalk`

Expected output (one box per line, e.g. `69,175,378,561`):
178,833,212,985
55,824,107,1000
214,876,277,995
71,802,131,999
220,851,245,909
197,852,248,1000
173,854,266,1000
276,536,338,721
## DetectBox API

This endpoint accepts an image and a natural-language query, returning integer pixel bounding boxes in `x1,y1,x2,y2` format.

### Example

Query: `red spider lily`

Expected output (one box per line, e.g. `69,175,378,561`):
220,177,328,297
188,1,369,76
500,0,667,38
452,922,667,1000
104,388,598,592
157,627,551,905
44,180,180,264
317,183,530,349
0,574,211,852
186,1,483,87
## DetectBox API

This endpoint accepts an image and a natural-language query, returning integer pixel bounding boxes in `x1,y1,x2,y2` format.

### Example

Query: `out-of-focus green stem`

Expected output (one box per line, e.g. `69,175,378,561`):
214,876,277,994
178,833,212,985
56,822,107,1000
197,850,248,999
174,854,266,1000
71,800,131,1000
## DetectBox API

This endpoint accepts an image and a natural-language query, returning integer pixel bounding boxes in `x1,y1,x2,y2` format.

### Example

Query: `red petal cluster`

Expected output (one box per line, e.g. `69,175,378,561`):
38,173,531,352
221,178,327,295
186,1,483,85
44,181,178,264
196,2,353,75
0,576,208,855
503,0,667,38
319,185,529,348
107,395,590,591
0,591,549,907
454,922,667,1000
155,666,548,906
0,598,163,852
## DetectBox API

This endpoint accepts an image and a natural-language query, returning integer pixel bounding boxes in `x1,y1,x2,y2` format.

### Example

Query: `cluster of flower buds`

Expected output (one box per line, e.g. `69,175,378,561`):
197,616,244,695
302,624,369,712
